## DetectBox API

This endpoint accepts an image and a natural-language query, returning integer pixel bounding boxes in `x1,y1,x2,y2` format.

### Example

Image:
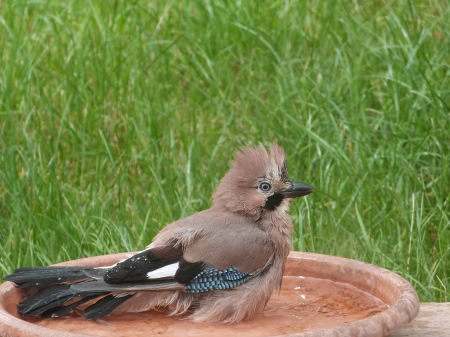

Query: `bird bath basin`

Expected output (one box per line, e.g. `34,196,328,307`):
0,251,419,337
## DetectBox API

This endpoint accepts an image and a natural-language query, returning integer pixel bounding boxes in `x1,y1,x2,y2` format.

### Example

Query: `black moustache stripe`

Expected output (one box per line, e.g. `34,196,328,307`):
263,194,285,211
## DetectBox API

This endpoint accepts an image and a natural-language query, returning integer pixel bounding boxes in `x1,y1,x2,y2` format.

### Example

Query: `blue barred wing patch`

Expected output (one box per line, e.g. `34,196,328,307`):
186,267,252,293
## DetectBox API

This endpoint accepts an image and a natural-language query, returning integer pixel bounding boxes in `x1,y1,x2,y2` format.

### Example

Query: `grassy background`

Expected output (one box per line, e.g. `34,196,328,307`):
0,0,449,302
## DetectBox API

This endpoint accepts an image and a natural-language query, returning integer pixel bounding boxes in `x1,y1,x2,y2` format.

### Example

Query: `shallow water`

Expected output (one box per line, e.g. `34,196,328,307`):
23,276,389,336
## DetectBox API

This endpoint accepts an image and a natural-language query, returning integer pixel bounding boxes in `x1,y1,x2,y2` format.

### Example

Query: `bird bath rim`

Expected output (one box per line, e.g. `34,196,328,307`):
0,251,420,337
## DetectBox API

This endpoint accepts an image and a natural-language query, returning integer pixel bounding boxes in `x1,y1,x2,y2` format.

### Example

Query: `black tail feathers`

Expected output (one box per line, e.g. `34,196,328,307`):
17,285,132,319
18,284,104,317
82,294,133,319
4,266,134,319
41,293,105,318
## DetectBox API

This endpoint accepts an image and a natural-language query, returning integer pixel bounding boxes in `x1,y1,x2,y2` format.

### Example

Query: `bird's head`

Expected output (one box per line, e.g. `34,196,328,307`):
212,143,313,219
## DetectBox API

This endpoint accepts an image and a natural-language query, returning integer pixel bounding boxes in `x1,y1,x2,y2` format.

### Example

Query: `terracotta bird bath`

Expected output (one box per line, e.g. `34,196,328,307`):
0,252,419,337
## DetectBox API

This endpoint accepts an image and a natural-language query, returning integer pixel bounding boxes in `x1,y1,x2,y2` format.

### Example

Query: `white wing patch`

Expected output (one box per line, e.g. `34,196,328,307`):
147,262,179,279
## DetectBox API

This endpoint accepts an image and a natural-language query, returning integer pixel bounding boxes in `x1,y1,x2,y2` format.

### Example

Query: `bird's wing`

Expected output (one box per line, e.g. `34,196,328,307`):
100,211,275,292
174,221,275,293
103,244,183,284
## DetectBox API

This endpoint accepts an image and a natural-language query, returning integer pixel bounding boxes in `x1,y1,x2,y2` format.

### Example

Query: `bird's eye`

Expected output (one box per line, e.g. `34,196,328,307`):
259,182,271,192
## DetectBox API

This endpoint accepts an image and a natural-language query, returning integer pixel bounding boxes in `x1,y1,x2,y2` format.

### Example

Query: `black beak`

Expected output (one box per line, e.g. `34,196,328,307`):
278,182,314,199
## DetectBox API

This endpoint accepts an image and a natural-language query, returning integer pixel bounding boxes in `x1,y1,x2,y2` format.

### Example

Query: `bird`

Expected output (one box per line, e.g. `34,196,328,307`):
3,143,313,323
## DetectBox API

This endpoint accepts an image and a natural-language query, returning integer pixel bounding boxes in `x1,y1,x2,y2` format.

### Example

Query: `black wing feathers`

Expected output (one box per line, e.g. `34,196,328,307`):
175,258,204,285
4,245,185,319
104,245,182,284
4,266,90,289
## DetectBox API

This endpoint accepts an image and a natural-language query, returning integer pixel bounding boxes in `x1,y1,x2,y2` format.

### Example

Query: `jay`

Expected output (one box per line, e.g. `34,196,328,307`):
4,143,313,323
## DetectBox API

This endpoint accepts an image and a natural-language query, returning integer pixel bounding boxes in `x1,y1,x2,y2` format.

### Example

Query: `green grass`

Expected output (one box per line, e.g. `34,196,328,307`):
0,0,449,303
